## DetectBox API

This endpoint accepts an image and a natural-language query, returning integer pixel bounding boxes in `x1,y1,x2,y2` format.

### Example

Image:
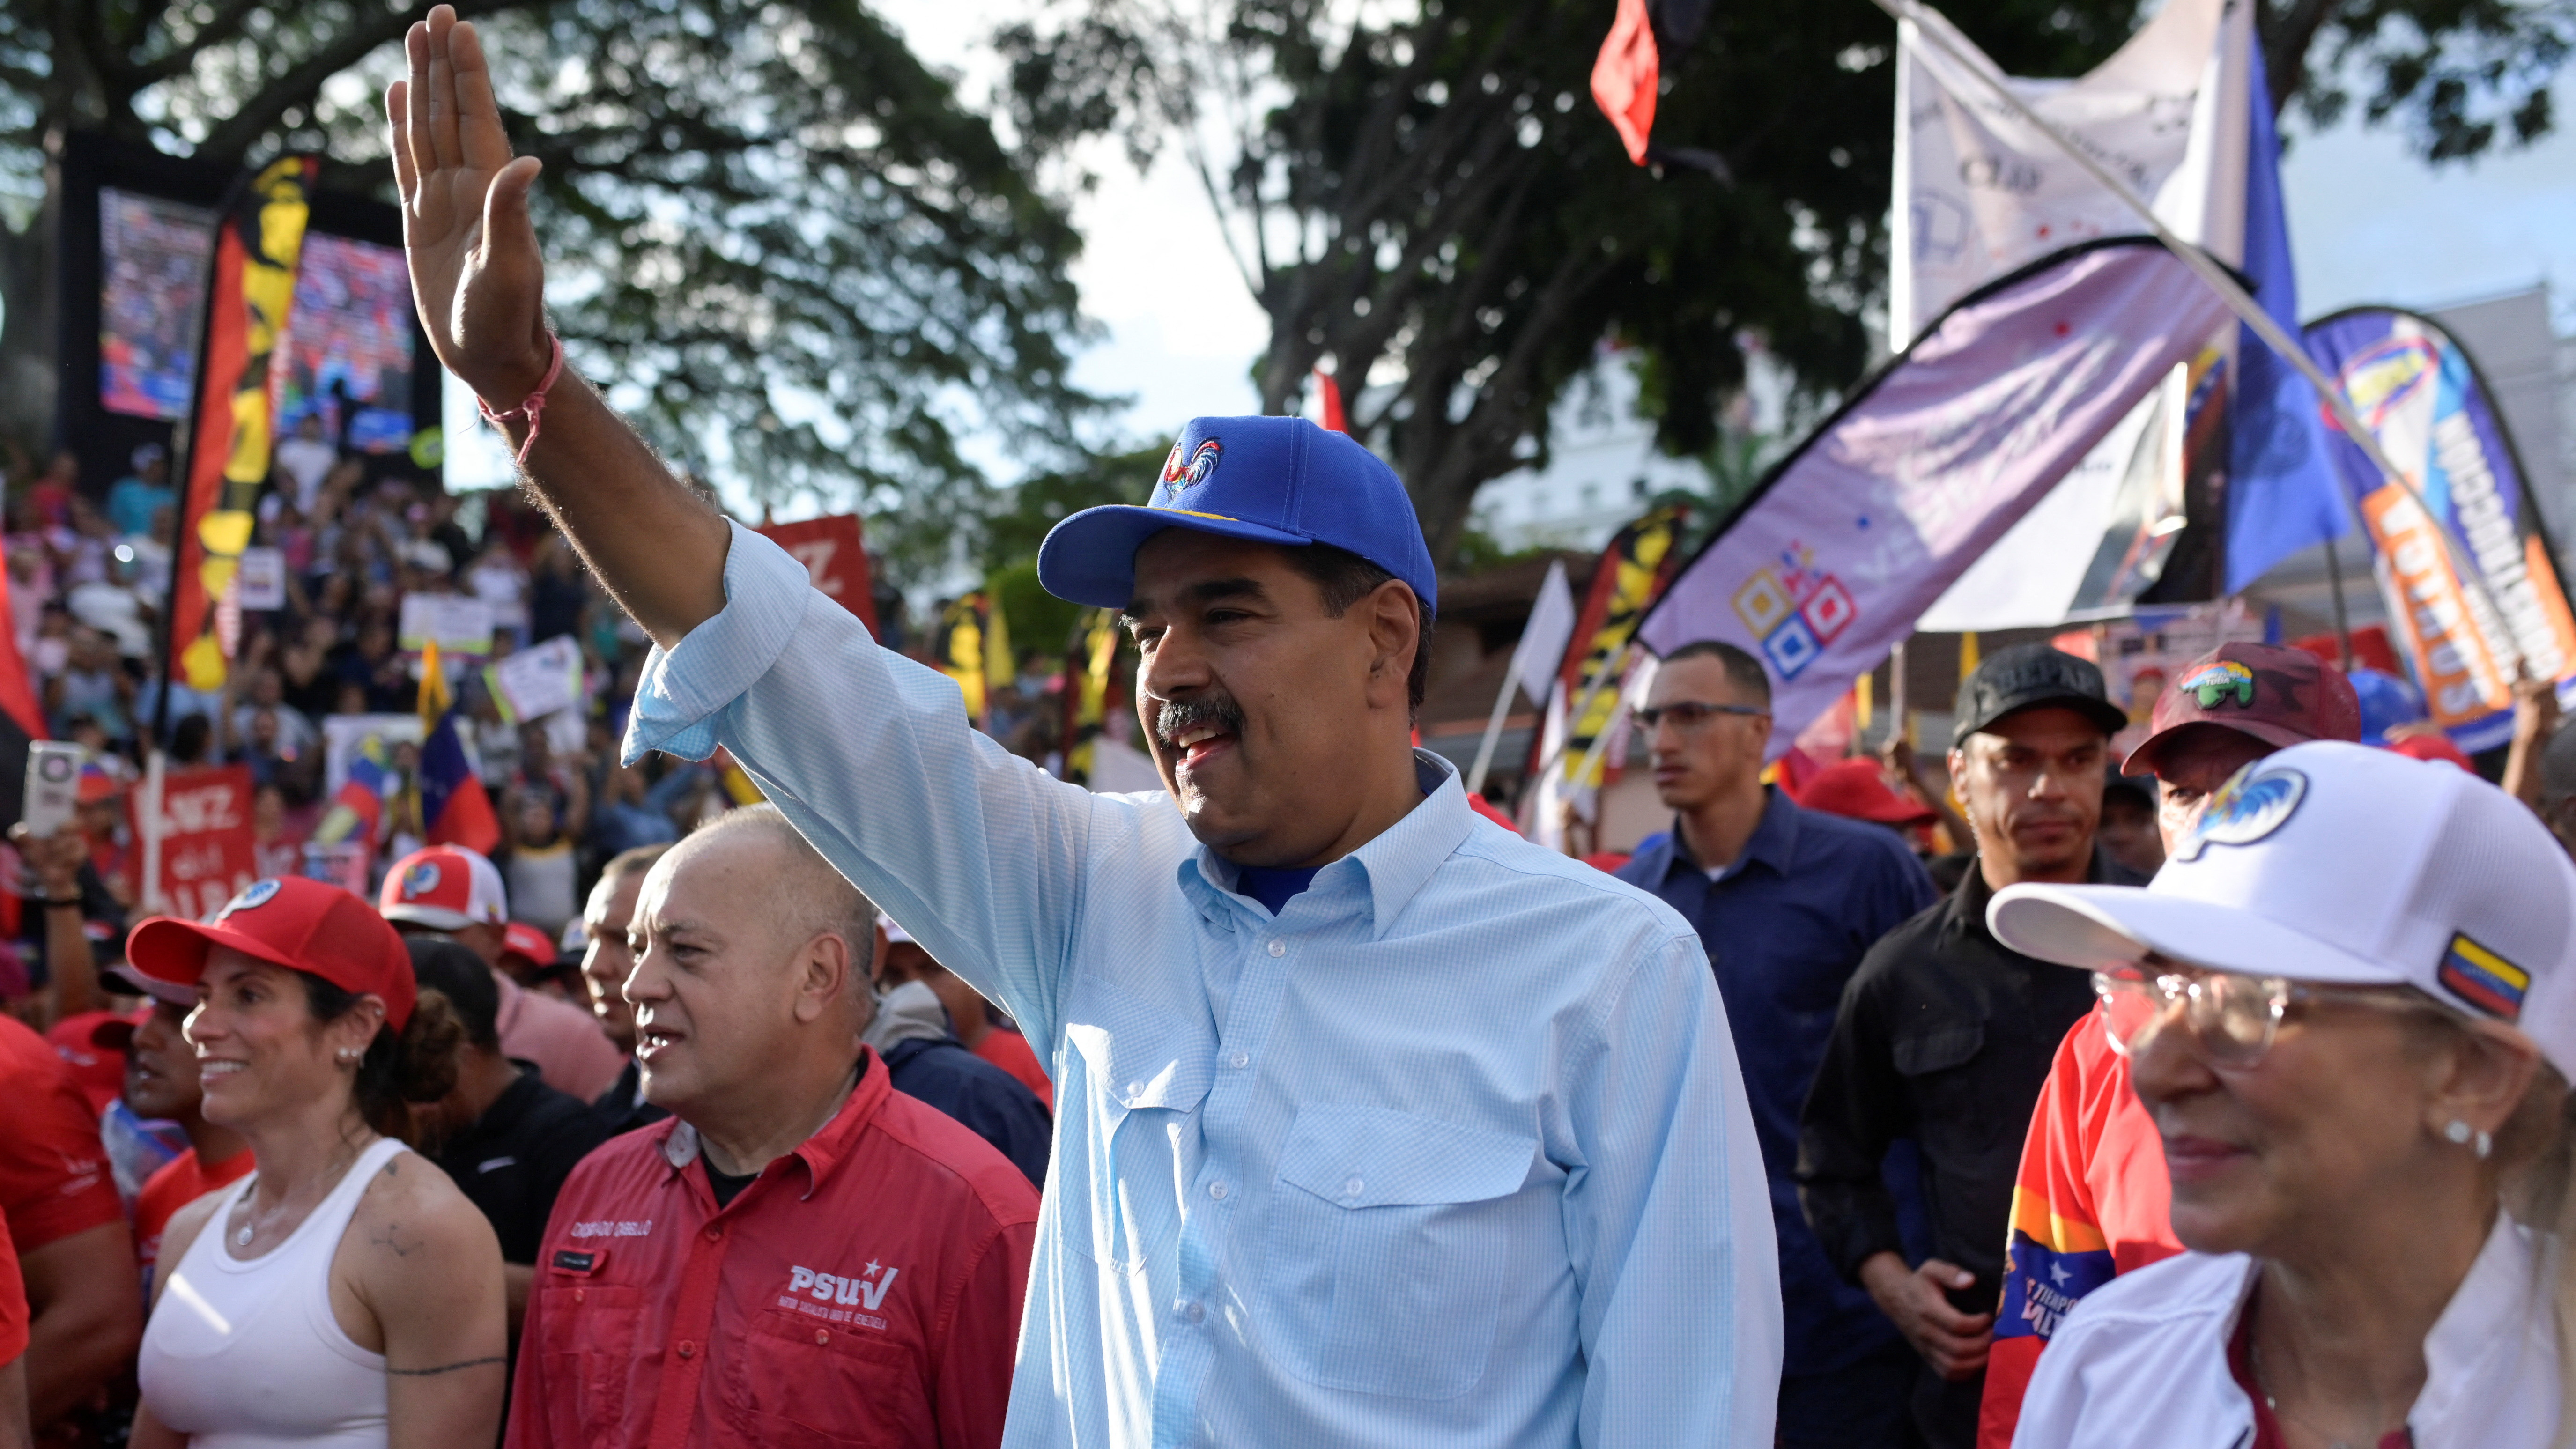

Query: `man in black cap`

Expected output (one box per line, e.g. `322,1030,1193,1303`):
1796,643,2139,1449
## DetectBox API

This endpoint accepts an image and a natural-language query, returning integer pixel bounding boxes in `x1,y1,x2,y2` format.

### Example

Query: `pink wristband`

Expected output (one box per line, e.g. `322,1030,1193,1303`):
477,333,567,467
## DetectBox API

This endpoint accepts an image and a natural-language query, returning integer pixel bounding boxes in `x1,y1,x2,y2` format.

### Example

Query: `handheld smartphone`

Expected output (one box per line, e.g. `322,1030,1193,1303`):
21,741,85,838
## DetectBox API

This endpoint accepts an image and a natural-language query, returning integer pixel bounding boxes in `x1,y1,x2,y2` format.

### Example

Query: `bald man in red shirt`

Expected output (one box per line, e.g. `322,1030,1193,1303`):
509,808,1034,1449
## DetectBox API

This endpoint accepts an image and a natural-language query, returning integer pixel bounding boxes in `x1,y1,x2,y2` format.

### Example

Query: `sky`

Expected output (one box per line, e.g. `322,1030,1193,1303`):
448,6,2576,491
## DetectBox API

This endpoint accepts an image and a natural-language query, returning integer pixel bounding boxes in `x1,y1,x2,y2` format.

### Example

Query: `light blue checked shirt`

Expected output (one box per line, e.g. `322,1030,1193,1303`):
625,521,1781,1447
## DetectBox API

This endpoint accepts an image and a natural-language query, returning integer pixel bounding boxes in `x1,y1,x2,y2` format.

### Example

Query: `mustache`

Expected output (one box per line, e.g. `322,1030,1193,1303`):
1153,692,1246,749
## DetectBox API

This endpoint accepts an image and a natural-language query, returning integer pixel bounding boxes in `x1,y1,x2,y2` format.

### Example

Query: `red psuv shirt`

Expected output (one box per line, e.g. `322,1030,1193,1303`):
1978,1010,2185,1449
505,1048,1037,1449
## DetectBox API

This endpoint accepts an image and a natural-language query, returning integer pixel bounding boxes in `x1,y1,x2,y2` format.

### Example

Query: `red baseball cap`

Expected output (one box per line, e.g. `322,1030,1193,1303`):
1795,757,1938,827
2390,733,2477,772
378,845,509,932
86,1005,154,1054
129,878,419,1031
2124,642,2362,777
499,922,558,971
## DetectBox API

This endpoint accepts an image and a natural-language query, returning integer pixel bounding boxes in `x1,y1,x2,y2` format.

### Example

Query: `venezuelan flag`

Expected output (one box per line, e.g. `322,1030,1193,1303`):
415,641,501,855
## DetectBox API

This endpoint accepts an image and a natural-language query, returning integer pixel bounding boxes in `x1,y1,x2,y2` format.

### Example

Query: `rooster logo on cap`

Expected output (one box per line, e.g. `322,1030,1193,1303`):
1158,439,1222,500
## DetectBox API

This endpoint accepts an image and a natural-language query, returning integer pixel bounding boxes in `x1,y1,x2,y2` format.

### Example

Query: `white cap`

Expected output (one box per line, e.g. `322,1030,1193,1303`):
1989,740,2576,1079
378,844,510,932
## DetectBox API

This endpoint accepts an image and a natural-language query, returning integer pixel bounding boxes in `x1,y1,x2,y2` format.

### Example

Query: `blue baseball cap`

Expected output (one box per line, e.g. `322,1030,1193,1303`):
1036,416,1438,613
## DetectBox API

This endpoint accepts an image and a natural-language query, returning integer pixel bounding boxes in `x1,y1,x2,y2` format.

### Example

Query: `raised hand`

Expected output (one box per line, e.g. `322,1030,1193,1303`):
387,6,553,408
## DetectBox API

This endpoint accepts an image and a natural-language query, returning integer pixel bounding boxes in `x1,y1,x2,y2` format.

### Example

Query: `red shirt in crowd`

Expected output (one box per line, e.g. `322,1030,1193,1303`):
0,1014,124,1254
971,1028,1052,1113
0,1212,23,1367
506,1046,1037,1449
133,1147,256,1278
1979,1011,2185,1449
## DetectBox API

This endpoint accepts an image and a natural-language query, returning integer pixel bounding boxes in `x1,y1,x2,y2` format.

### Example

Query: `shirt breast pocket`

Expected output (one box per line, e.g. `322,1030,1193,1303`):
532,1282,644,1445
1257,1105,1538,1401
1890,1021,2004,1149
723,1309,927,1449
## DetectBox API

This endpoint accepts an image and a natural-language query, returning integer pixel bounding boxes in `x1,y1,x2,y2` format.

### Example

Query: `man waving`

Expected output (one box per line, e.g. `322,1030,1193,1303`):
388,11,1778,1443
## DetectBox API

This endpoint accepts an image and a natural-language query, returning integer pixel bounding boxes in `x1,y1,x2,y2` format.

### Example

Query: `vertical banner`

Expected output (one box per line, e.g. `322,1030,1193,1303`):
2304,308,2576,749
1554,503,1690,788
1636,240,2237,754
168,155,319,702
757,514,879,634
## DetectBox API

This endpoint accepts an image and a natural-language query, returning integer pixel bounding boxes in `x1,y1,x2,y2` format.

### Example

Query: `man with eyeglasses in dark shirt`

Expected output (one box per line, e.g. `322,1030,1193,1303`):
1617,641,1938,1447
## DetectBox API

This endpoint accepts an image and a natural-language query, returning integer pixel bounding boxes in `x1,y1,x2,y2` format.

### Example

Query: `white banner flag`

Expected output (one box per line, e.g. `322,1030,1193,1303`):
1891,0,2247,350
1510,561,1578,707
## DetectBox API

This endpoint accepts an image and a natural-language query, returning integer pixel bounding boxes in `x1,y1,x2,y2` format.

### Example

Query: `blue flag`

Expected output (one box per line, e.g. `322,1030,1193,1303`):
2223,41,2348,593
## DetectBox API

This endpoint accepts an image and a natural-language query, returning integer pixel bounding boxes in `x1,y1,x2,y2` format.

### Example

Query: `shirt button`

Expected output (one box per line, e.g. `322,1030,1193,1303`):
572,1288,586,1305
1124,1081,1143,1100
1228,1050,1249,1070
1266,939,1287,957
703,1227,723,1242
1186,1301,1206,1324
814,1329,831,1346
1343,1176,1364,1199
677,1340,697,1359
1208,1180,1229,1201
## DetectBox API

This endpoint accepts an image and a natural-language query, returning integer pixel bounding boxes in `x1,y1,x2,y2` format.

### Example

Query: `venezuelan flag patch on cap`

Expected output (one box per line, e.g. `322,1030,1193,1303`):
2439,933,2528,1021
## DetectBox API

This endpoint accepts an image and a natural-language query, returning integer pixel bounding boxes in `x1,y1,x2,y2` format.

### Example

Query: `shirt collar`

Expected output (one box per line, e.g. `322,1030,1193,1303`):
1947,845,2118,944
1181,750,1473,940
656,1046,891,1203
1653,787,1801,885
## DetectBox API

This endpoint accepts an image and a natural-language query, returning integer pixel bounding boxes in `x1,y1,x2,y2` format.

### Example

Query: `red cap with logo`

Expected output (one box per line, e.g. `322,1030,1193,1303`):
128,878,419,1031
2123,642,2362,777
378,845,509,932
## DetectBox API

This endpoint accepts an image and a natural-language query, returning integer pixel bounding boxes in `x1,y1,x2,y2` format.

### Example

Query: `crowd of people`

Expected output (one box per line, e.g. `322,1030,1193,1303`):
5,9,2576,1448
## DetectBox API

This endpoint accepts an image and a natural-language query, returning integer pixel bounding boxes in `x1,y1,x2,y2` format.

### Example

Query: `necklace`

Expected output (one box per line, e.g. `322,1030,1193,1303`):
229,1136,370,1252
2250,1339,2379,1449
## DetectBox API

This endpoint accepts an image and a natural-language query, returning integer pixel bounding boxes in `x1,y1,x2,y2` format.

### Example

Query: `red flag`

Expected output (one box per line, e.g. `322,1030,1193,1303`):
1591,0,1660,164
1313,367,1348,433
0,547,45,741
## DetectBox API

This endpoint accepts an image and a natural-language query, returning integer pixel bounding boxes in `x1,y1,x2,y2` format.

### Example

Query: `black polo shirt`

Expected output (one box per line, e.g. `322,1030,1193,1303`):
433,1063,616,1265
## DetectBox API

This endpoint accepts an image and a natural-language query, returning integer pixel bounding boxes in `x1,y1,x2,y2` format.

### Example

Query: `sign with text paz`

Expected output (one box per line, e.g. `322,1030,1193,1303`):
129,763,257,919
758,515,879,635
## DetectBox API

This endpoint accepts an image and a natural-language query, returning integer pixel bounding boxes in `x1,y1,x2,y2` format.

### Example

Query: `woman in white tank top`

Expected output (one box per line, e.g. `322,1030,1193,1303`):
123,877,506,1449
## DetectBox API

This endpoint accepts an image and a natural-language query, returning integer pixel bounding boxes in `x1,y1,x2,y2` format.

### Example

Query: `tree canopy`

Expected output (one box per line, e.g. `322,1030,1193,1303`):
999,0,2573,569
0,0,1106,585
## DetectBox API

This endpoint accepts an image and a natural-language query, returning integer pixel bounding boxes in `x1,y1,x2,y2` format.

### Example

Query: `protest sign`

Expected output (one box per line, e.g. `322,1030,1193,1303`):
758,515,879,634
323,713,423,803
131,764,257,919
398,593,496,657
235,547,286,611
484,636,584,724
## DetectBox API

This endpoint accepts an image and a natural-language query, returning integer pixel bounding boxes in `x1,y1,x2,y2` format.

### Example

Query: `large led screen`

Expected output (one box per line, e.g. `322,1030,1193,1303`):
98,193,417,454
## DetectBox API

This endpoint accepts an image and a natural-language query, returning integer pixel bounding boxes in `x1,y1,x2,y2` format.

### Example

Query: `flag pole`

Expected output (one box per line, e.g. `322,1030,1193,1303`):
1874,0,2522,673
1463,672,1521,797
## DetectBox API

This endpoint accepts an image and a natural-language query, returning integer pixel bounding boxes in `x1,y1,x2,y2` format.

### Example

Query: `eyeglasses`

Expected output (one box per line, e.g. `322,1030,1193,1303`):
1632,701,1768,733
2092,959,2431,1070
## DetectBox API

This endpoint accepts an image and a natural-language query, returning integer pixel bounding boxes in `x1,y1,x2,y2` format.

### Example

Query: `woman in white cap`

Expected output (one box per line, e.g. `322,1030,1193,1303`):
1991,740,2576,1448
124,877,505,1449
